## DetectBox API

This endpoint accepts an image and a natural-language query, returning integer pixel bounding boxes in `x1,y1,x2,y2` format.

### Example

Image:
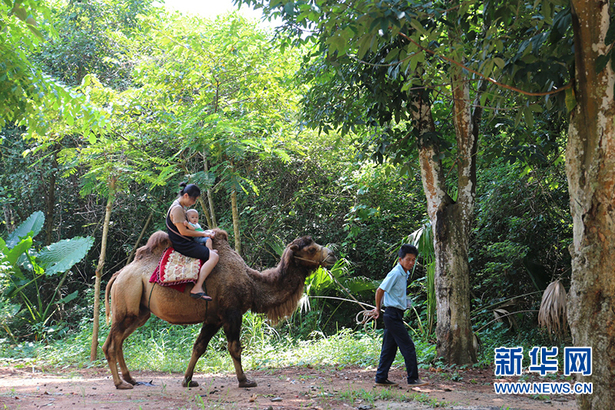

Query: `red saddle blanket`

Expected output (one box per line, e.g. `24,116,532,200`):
149,247,202,292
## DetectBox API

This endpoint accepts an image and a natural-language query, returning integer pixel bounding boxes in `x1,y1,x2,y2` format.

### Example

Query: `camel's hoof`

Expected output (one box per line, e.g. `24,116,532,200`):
116,381,134,390
239,379,257,388
182,379,199,388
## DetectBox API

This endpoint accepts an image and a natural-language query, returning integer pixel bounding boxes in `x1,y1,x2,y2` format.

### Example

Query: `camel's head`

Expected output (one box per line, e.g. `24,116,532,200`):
288,236,336,272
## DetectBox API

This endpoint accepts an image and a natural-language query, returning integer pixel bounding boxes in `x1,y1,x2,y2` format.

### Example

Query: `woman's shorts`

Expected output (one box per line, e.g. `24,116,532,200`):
171,239,210,262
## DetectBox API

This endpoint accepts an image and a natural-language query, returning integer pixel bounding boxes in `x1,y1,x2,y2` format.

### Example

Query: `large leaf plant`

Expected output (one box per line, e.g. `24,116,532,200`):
0,211,94,341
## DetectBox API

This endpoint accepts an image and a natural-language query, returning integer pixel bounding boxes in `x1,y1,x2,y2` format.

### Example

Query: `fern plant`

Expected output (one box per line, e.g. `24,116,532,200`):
0,211,94,341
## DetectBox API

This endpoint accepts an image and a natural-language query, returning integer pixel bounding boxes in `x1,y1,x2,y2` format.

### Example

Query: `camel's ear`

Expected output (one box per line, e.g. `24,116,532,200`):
290,236,313,251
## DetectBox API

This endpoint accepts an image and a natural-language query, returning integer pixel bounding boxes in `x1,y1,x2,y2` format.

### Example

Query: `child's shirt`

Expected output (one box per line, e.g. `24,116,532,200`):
188,222,204,232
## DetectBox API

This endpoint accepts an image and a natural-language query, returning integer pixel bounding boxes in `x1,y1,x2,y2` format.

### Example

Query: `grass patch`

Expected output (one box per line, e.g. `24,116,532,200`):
336,387,450,408
0,312,436,376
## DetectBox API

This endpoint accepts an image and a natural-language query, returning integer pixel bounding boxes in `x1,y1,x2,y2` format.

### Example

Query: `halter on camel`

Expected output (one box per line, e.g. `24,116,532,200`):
294,253,329,267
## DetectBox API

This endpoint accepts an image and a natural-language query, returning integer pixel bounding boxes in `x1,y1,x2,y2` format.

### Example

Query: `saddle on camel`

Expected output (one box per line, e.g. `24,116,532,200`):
149,245,203,291
104,228,336,390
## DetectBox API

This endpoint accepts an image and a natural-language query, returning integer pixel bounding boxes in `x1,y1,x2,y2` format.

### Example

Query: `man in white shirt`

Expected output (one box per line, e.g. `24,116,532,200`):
371,244,428,387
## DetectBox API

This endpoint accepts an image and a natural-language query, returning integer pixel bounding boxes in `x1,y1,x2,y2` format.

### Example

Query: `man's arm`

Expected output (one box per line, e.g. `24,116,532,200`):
371,287,385,319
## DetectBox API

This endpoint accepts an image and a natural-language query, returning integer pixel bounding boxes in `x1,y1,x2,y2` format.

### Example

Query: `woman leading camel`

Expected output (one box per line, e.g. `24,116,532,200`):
166,182,219,301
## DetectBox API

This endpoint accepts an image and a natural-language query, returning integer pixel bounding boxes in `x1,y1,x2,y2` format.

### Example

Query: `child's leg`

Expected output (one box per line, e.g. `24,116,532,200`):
194,237,209,246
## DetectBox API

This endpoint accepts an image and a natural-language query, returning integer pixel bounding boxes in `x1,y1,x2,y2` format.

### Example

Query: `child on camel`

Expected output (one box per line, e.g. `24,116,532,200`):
184,209,215,250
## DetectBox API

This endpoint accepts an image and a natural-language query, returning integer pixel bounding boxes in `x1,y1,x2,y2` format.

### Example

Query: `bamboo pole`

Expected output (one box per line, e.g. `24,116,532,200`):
90,178,116,361
126,211,153,264
231,189,241,255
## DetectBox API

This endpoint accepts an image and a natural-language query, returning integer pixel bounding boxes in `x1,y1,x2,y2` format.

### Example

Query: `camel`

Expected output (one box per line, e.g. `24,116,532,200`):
103,229,335,390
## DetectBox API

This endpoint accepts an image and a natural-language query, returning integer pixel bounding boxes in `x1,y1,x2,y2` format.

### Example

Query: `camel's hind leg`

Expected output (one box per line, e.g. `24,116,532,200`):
223,310,257,388
182,322,222,388
103,309,151,389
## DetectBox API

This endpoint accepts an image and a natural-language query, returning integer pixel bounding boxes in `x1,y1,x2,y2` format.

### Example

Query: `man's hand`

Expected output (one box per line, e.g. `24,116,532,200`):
373,287,385,320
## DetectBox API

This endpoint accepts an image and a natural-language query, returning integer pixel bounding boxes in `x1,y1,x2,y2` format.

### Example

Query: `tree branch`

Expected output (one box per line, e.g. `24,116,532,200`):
397,32,571,97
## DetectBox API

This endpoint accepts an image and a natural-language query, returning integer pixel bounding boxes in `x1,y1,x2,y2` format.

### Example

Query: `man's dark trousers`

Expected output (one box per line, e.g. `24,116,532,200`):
375,307,419,383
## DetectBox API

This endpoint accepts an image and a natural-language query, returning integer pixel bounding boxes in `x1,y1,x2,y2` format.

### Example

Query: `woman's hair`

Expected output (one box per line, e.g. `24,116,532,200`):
178,182,201,199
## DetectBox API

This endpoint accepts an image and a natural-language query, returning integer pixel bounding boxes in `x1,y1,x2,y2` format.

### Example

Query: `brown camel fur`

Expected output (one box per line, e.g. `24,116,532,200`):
103,229,335,390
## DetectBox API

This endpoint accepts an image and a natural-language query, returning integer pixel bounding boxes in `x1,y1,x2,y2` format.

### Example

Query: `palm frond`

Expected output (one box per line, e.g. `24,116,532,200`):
407,221,436,334
538,280,568,339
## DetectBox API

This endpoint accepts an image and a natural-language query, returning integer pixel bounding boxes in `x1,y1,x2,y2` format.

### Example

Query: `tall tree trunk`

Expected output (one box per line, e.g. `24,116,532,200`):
200,153,215,228
126,211,152,264
566,2,615,408
206,188,217,227
231,189,241,255
44,151,57,246
447,65,478,364
412,77,477,365
2,206,15,233
90,179,116,361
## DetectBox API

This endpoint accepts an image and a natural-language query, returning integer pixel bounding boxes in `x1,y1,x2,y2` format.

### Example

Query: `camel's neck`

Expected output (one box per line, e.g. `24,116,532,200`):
250,264,308,323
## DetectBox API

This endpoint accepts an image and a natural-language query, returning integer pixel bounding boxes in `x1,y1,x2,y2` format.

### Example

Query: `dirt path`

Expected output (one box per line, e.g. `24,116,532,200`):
0,365,578,410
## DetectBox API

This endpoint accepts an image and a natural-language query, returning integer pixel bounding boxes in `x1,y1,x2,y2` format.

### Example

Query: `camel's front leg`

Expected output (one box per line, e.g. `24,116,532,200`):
103,322,138,389
223,310,257,388
102,327,126,389
183,322,221,388
117,311,151,386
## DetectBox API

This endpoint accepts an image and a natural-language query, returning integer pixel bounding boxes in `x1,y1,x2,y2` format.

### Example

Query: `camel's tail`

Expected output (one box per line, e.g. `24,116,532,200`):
105,270,122,325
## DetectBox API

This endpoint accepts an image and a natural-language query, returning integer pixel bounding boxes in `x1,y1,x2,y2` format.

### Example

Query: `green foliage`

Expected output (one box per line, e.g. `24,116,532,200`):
0,0,578,360
472,156,571,299
37,0,155,88
298,257,377,335
1,0,107,137
5,211,45,248
407,222,435,335
38,237,95,276
305,266,334,294
467,142,571,346
339,161,426,278
305,258,376,298
0,212,94,341
0,0,51,129
125,12,302,206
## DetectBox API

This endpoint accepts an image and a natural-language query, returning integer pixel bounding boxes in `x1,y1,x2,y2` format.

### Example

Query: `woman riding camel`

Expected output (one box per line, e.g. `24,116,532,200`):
166,182,219,301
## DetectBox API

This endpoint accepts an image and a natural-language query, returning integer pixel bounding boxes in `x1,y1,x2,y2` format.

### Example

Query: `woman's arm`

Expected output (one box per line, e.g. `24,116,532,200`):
174,222,206,237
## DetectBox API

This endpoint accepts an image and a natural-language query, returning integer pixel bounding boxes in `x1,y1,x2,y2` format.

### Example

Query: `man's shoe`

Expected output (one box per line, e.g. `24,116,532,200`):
408,379,428,387
375,379,398,387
